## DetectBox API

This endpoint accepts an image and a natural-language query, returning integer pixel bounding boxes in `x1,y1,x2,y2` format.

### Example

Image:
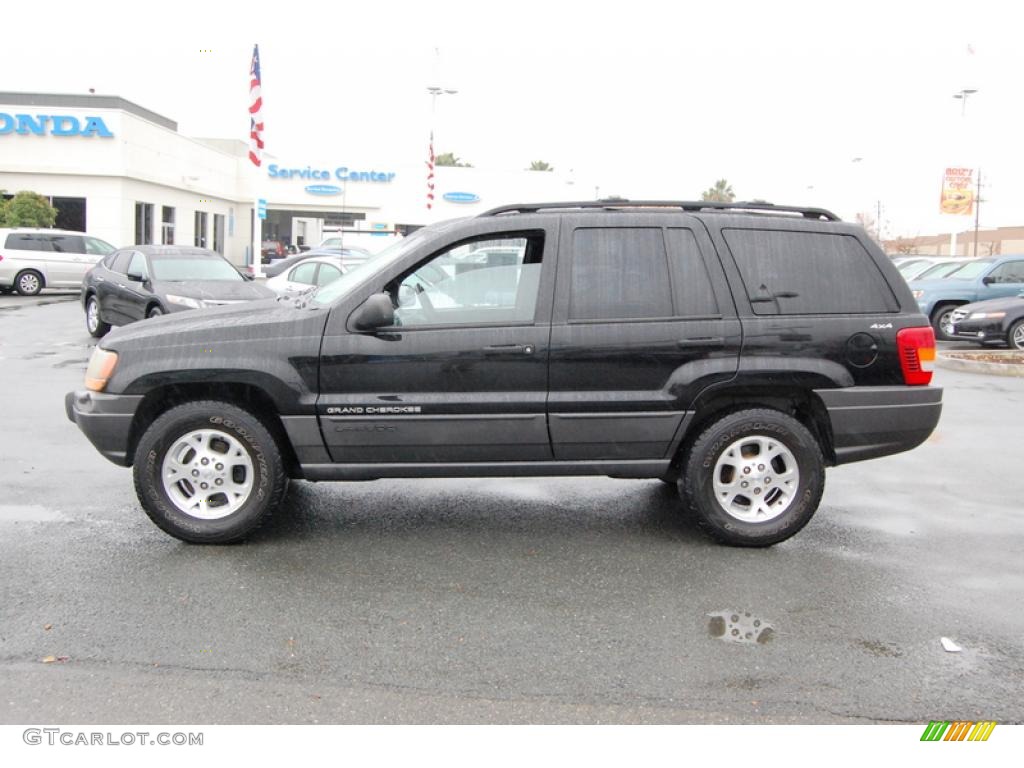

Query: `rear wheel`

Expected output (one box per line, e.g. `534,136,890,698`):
1010,319,1024,351
85,295,111,337
681,409,824,546
133,401,287,543
15,270,43,296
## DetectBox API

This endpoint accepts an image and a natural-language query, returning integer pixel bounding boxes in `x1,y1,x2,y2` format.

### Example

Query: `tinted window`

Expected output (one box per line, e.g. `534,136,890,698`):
394,235,543,327
110,251,133,274
987,260,1024,283
48,235,85,253
5,234,52,252
570,228,672,321
723,229,897,315
666,228,719,316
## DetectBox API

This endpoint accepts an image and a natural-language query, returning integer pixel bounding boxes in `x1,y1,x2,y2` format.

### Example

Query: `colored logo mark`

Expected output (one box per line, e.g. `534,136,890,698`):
304,184,343,196
443,191,480,204
920,721,996,741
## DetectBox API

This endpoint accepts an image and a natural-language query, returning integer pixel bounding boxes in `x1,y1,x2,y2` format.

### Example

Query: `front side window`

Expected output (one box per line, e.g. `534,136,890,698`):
316,263,343,286
291,261,318,285
987,261,1024,283
86,237,116,256
393,234,544,327
569,228,672,321
127,252,149,279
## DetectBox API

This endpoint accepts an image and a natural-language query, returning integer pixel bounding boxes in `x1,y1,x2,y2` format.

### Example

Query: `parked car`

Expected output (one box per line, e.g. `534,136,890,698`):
0,228,117,295
81,245,275,337
898,257,964,281
263,247,372,279
265,255,349,296
909,255,1024,339
260,239,286,264
67,200,941,547
948,291,1024,350
913,259,971,281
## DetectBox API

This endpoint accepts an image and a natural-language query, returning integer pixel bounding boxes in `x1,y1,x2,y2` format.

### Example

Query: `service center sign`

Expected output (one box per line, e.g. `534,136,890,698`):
939,167,974,216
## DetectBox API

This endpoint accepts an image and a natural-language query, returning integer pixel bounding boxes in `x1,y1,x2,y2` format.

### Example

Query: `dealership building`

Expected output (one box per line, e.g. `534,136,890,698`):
0,91,583,264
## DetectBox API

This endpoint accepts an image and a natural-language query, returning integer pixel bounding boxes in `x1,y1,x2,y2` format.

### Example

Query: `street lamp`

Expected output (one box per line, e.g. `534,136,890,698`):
952,88,978,117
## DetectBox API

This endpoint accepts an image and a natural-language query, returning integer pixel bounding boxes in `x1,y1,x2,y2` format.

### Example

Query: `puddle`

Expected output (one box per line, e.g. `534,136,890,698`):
0,505,70,523
708,610,774,645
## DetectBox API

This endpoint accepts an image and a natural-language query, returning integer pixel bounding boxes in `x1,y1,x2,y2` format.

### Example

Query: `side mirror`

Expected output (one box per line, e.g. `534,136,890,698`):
126,271,146,283
982,276,995,285
351,293,395,331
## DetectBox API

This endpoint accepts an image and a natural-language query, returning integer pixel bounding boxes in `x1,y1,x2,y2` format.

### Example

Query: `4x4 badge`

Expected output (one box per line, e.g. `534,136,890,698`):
869,323,893,329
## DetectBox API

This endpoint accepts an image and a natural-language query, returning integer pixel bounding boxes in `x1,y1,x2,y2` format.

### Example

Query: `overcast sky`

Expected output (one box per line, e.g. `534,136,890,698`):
4,0,1022,239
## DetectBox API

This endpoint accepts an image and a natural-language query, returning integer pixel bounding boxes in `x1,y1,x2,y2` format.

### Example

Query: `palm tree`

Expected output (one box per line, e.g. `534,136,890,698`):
701,179,736,202
435,152,472,168
527,160,554,171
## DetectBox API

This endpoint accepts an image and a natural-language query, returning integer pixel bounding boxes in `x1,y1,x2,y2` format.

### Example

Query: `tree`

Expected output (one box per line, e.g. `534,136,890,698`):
527,160,554,172
701,179,735,202
855,212,881,245
0,190,58,227
435,152,472,168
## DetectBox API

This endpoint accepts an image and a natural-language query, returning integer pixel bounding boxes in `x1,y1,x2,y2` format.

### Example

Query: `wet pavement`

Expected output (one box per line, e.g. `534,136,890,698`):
1,295,1022,723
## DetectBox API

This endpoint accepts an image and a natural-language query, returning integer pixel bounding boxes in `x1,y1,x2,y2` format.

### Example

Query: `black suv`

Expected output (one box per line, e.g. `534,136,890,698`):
66,201,942,546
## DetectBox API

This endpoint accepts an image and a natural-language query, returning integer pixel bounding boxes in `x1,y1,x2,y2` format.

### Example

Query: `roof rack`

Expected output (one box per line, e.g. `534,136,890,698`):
478,199,841,221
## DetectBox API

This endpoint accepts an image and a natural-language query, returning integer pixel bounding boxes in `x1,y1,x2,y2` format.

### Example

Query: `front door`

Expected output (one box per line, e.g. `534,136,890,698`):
318,226,557,464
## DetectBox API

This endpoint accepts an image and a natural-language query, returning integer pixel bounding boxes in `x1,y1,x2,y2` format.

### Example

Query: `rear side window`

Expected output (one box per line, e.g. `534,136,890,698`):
723,229,898,315
5,234,52,252
570,228,672,321
665,228,719,316
48,235,86,253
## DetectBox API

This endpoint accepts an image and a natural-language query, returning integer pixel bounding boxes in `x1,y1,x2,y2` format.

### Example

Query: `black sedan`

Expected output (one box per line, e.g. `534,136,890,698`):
262,247,373,278
83,245,275,337
949,291,1024,350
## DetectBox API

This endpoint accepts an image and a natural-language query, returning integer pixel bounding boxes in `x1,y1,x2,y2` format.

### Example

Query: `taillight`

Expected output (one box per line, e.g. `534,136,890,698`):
897,326,935,385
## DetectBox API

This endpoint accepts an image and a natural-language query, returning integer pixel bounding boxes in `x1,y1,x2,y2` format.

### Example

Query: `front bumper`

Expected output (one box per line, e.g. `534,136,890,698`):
65,390,144,467
949,319,1005,342
814,386,943,465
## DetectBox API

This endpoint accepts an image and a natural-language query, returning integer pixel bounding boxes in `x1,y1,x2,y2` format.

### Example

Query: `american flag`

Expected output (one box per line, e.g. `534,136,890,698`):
248,44,264,167
426,131,435,209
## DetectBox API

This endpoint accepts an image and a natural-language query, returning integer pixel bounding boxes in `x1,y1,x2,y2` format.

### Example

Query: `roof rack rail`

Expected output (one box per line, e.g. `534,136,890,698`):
478,199,841,221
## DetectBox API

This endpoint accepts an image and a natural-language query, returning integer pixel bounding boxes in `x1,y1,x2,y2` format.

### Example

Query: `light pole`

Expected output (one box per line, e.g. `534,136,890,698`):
948,88,978,255
426,86,457,212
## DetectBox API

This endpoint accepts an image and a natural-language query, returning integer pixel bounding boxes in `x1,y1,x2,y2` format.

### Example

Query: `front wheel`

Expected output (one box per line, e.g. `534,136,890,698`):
1009,319,1024,351
147,306,164,319
931,304,958,341
85,295,111,337
680,409,824,546
133,401,288,543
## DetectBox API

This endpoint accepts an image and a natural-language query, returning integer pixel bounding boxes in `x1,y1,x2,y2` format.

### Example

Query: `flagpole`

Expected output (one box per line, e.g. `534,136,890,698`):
248,43,265,278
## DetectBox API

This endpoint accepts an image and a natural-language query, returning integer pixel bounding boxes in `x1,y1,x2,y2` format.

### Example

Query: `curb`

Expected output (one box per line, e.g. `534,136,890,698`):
937,352,1024,378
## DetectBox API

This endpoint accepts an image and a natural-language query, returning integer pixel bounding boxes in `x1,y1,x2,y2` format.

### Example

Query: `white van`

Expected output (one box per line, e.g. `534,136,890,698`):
0,229,117,295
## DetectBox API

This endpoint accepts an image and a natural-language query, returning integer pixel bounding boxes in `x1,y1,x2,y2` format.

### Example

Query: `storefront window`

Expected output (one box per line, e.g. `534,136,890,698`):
213,213,225,255
135,202,154,245
194,211,208,248
162,206,175,245
53,197,86,232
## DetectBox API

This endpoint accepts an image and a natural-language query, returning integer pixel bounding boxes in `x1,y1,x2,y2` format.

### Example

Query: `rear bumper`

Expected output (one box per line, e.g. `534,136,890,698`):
814,386,942,465
65,390,144,467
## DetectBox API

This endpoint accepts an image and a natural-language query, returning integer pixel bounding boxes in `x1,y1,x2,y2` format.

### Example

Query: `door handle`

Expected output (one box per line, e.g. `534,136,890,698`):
95,276,105,283
677,336,726,349
483,344,535,355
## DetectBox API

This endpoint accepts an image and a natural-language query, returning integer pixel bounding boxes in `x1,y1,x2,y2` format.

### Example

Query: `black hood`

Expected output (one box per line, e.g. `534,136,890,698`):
960,295,1024,313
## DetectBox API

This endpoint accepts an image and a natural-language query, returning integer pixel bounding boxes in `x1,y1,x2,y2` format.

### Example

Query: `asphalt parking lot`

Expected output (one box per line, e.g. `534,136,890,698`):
1,293,1022,724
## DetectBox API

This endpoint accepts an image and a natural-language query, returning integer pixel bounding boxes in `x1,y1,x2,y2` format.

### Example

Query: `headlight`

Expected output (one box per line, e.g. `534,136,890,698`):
165,294,205,309
85,347,118,392
911,290,924,300
968,311,1006,320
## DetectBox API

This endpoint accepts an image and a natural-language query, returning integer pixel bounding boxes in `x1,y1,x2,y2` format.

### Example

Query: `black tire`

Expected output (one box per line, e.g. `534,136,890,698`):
1009,319,1024,351
931,303,958,341
15,269,43,296
85,295,111,338
132,401,288,543
680,408,825,547
147,305,164,319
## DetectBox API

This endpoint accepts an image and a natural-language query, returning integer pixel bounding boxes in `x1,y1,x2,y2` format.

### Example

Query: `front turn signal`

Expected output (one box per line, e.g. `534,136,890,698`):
85,347,118,392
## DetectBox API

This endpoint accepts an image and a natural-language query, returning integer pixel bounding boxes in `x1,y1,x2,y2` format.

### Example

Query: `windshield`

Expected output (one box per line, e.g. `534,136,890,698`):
150,255,244,282
948,259,994,280
917,261,965,279
312,230,430,305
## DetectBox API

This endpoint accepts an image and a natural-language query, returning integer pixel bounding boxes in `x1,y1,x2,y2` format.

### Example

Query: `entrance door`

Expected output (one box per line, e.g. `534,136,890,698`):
318,227,557,464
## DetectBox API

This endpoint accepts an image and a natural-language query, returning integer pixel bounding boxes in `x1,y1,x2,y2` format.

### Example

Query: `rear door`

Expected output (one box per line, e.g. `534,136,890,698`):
547,214,741,460
45,234,87,286
318,224,558,464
